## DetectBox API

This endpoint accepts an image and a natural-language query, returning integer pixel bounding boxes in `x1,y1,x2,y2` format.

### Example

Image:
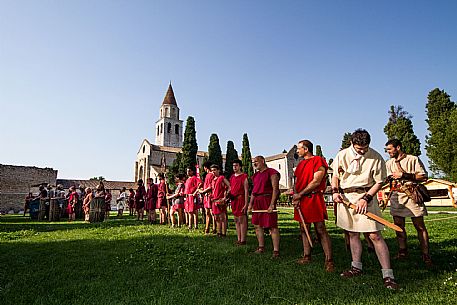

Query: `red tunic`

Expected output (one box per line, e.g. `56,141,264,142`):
135,186,146,210
157,181,168,208
293,156,328,223
184,176,201,213
105,192,112,212
229,173,247,217
203,172,214,209
67,191,79,214
128,191,135,209
145,184,158,210
251,168,280,228
211,175,227,215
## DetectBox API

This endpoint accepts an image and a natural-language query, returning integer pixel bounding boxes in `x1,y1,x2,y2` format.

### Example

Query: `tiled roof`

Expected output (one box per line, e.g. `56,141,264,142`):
162,83,177,106
56,179,136,190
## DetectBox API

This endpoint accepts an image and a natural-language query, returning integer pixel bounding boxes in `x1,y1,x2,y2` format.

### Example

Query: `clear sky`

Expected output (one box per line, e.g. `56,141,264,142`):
1,0,456,181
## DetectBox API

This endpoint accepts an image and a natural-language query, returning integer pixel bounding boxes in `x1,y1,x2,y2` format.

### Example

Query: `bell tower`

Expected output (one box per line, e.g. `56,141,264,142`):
155,83,183,147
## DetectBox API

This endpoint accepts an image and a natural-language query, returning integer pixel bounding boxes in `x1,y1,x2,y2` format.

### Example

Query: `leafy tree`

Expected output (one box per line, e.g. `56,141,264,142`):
208,133,223,171
425,88,457,180
383,105,421,156
282,149,287,153
224,140,239,178
241,133,254,179
181,116,198,171
340,132,352,150
90,176,105,181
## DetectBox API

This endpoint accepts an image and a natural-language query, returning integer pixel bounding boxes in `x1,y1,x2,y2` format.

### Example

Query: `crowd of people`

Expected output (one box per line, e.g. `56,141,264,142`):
23,128,434,290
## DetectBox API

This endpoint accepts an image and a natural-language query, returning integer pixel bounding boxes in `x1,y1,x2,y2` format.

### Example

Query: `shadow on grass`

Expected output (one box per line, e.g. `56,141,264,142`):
1,215,456,305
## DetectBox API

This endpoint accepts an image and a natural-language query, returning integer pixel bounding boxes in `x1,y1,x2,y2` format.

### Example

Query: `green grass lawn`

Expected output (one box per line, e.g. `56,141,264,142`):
0,208,456,305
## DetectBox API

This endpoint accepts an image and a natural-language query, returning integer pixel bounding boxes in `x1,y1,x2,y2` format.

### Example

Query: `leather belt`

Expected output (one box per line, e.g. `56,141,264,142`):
342,187,371,194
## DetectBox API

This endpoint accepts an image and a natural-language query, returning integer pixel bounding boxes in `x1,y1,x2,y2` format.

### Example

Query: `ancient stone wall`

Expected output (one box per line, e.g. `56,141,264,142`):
0,164,57,213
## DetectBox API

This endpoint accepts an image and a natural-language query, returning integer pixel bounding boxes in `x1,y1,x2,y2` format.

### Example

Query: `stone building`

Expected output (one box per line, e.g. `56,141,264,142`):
134,84,300,191
0,164,57,212
135,84,208,183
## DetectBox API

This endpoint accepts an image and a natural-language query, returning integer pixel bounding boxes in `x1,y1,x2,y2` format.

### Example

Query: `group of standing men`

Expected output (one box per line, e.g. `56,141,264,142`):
290,129,431,290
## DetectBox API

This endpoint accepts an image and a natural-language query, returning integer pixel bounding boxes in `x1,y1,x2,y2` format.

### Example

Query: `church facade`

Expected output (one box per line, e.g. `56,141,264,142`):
134,84,299,190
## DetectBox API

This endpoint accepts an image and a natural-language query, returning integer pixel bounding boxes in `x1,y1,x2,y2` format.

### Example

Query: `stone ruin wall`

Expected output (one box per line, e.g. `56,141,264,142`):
0,164,57,213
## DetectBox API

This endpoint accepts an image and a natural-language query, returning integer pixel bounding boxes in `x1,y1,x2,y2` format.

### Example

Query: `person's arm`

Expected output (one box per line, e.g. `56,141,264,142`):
292,166,326,205
223,178,231,197
268,173,280,213
241,177,249,213
331,175,344,204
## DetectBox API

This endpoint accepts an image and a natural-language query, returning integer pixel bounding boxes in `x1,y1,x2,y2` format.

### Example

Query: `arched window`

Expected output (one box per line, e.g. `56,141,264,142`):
279,164,281,170
160,109,162,118
175,124,179,134
160,123,163,134
167,122,171,133
171,107,175,118
143,146,145,153
157,126,159,136
139,166,144,181
165,107,169,117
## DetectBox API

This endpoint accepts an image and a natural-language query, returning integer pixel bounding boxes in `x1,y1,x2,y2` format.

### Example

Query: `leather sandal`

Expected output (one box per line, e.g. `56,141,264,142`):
383,277,399,290
394,249,408,260
324,260,335,272
340,266,363,278
297,255,312,265
272,251,280,259
254,246,265,254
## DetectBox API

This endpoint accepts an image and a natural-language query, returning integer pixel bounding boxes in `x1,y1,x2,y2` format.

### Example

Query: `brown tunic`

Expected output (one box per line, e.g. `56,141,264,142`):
386,154,428,217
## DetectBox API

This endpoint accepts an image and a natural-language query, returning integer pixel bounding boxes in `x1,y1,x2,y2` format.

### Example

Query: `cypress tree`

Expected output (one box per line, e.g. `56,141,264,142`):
167,152,182,188
383,105,421,156
207,133,223,171
340,132,352,150
224,140,239,178
425,88,457,179
181,116,198,171
241,133,254,178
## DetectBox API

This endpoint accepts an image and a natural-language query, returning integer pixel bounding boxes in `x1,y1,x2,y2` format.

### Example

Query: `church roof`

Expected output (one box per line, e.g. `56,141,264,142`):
162,83,177,106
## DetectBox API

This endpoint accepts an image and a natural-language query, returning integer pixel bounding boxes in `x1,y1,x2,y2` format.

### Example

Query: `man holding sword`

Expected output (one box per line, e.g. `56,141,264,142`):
292,140,334,272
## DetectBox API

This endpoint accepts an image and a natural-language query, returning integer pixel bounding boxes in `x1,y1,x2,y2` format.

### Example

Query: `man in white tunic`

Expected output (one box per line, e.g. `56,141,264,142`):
385,139,432,266
332,129,398,290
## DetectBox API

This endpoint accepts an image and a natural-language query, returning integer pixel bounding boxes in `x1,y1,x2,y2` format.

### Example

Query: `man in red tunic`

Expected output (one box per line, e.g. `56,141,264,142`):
229,159,249,245
135,179,146,221
199,161,216,234
184,167,201,230
248,156,281,258
210,164,231,237
157,173,168,224
292,140,334,271
146,178,158,224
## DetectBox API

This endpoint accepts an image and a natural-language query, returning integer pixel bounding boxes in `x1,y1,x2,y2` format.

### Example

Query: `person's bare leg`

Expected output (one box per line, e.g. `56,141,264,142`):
348,232,362,263
301,223,312,257
368,232,391,269
234,216,241,242
393,216,407,254
255,225,265,249
221,212,227,235
270,227,280,252
240,215,248,243
315,222,333,261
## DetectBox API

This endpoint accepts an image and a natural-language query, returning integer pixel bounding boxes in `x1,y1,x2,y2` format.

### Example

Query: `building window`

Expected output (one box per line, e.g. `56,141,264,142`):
157,126,159,136
175,124,179,134
143,146,145,153
165,107,169,117
160,109,162,118
279,164,281,170
167,122,171,133
171,107,175,118
160,123,163,134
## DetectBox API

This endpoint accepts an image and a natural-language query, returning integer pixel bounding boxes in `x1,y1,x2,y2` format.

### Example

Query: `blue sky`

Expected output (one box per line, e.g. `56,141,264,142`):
1,0,456,180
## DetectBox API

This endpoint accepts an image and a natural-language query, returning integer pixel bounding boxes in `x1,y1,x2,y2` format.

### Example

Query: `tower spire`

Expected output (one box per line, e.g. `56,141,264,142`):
162,83,177,106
